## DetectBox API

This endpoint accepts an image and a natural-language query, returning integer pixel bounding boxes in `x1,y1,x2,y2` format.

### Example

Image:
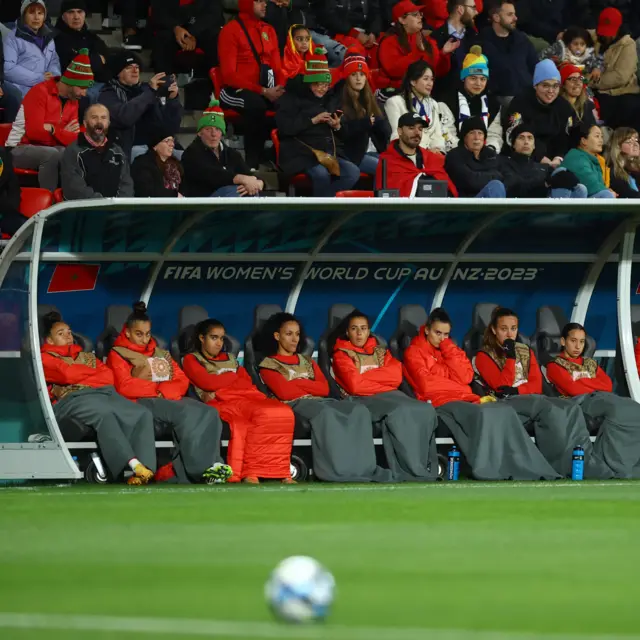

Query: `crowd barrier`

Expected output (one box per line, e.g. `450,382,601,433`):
1,197,639,481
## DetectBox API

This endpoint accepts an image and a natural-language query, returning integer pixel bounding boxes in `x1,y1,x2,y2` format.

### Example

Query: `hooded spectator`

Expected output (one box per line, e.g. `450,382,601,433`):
6,48,92,190
275,48,360,196
376,0,458,95
131,127,184,198
560,123,616,198
54,0,109,102
480,0,538,103
444,115,507,197
61,102,133,200
375,111,457,197
419,0,450,29
559,64,598,128
181,99,264,198
605,127,640,198
264,0,310,53
441,45,503,152
335,49,389,177
0,147,27,234
218,0,285,171
385,59,458,153
502,59,575,163
282,25,316,82
99,51,183,160
3,0,61,98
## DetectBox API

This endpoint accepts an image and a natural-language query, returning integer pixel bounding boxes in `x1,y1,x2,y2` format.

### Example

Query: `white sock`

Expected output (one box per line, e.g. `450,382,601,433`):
128,458,141,472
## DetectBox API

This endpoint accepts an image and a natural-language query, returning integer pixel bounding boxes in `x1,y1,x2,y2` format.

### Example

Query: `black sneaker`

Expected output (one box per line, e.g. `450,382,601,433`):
122,34,143,50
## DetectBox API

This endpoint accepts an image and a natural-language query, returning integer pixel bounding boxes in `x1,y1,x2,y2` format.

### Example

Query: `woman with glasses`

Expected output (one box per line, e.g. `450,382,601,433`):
131,129,184,197
560,64,599,129
503,59,575,167
605,127,640,198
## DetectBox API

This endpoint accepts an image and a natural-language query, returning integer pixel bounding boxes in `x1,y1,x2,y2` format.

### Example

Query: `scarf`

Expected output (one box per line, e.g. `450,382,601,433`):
107,77,134,104
412,95,433,123
163,160,182,191
458,91,489,129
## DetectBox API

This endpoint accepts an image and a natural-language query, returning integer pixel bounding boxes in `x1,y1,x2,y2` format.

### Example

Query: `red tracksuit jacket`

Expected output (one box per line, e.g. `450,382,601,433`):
475,347,543,395
546,355,613,397
260,354,330,401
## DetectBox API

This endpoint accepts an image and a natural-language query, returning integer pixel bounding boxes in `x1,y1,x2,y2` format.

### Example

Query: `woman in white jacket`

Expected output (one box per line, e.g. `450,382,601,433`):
384,60,458,154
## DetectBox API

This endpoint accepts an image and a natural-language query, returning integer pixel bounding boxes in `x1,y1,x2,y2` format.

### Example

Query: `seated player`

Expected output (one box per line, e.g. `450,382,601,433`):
475,308,613,479
258,312,392,483
403,307,560,481
40,311,155,485
329,309,438,480
107,302,232,485
546,322,640,478
182,318,295,484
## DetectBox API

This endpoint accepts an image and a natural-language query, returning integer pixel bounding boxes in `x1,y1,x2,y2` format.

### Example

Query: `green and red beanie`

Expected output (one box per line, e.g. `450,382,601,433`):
61,48,94,87
303,47,332,84
198,98,226,134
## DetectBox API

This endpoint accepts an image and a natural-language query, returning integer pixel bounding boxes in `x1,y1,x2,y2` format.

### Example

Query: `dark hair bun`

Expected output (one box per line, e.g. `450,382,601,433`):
43,311,62,324
132,301,147,314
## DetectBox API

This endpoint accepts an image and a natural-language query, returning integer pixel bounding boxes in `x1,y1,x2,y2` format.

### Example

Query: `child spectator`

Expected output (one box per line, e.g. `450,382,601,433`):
131,128,183,198
539,27,603,81
282,25,315,82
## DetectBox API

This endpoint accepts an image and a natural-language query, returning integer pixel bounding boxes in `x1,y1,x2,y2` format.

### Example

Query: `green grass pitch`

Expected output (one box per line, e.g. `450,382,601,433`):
1,481,640,639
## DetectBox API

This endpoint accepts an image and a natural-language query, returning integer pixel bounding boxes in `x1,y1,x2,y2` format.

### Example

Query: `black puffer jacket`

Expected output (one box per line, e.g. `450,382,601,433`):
499,147,551,197
54,18,110,83
445,145,508,197
131,149,182,197
310,0,382,37
516,0,592,43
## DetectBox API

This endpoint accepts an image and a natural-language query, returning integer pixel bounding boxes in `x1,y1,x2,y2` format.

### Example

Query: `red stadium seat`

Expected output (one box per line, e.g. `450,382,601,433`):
336,190,375,197
53,188,64,203
19,188,53,218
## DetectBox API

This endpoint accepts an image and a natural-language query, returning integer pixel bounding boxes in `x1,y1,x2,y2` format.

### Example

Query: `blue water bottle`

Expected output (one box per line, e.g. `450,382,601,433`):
447,445,460,481
571,445,584,481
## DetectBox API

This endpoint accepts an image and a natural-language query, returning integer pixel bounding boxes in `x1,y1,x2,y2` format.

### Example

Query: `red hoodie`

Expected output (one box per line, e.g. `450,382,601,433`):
546,355,612,397
41,343,114,402
403,332,479,406
106,329,188,401
475,347,543,395
376,142,458,197
217,0,284,94
259,354,330,401
182,352,266,403
332,336,402,396
419,0,483,28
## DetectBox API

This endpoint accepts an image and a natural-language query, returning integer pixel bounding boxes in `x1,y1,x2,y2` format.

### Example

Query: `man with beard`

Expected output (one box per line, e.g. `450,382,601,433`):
480,1,537,105
60,103,133,200
375,112,457,197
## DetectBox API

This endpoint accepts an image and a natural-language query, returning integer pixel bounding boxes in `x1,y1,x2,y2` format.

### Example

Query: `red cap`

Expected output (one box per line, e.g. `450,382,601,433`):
392,0,422,23
559,64,582,86
597,7,622,38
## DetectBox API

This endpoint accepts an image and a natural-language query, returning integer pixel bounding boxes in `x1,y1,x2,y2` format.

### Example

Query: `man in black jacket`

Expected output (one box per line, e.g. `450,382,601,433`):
266,0,311,52
516,0,593,49
54,0,110,103
60,103,134,199
181,100,264,197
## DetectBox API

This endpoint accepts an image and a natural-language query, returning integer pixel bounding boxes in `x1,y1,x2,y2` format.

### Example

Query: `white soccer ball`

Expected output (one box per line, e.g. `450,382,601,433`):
265,555,335,623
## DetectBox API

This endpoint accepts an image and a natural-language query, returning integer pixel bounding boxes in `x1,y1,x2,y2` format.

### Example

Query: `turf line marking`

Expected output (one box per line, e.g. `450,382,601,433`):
0,613,637,640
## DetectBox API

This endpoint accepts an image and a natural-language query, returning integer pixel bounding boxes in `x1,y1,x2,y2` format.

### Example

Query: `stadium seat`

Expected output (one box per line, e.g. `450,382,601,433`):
388,304,428,361
19,188,53,218
336,190,375,198
614,304,640,397
53,188,64,203
210,67,275,125
461,302,500,359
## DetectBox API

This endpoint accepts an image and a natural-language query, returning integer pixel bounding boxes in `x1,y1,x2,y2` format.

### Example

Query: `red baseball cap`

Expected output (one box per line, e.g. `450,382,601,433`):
559,64,582,86
392,0,422,24
597,7,623,38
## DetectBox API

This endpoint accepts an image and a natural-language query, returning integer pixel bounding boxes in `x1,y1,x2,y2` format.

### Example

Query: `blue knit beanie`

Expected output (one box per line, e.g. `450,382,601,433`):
533,59,560,86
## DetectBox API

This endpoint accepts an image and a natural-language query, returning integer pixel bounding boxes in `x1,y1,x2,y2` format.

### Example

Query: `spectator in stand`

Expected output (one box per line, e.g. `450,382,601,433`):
539,27,603,82
376,0,459,97
605,127,640,198
3,0,60,99
430,0,480,98
150,0,224,75
480,1,537,105
385,60,458,153
181,99,264,198
6,49,91,190
592,8,640,131
441,46,503,152
503,59,575,165
61,103,133,199
265,0,310,53
276,48,360,196
218,0,285,171
119,0,143,52
54,0,110,103
375,112,458,197
591,0,640,41
560,123,616,198
99,52,183,161
1,30,23,123
282,25,315,82
0,147,27,234
420,0,449,29
131,128,183,198
501,123,586,198
559,64,598,128
335,50,390,178
444,116,507,197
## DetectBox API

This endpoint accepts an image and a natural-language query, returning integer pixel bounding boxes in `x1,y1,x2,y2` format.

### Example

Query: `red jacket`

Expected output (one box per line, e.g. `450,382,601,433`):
260,354,330,401
546,355,612,397
217,0,284,94
376,141,458,197
420,0,483,28
8,78,80,148
376,32,450,89
182,352,266,403
41,343,114,401
332,336,402,396
475,348,543,395
106,330,188,401
403,332,479,406
635,338,640,374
